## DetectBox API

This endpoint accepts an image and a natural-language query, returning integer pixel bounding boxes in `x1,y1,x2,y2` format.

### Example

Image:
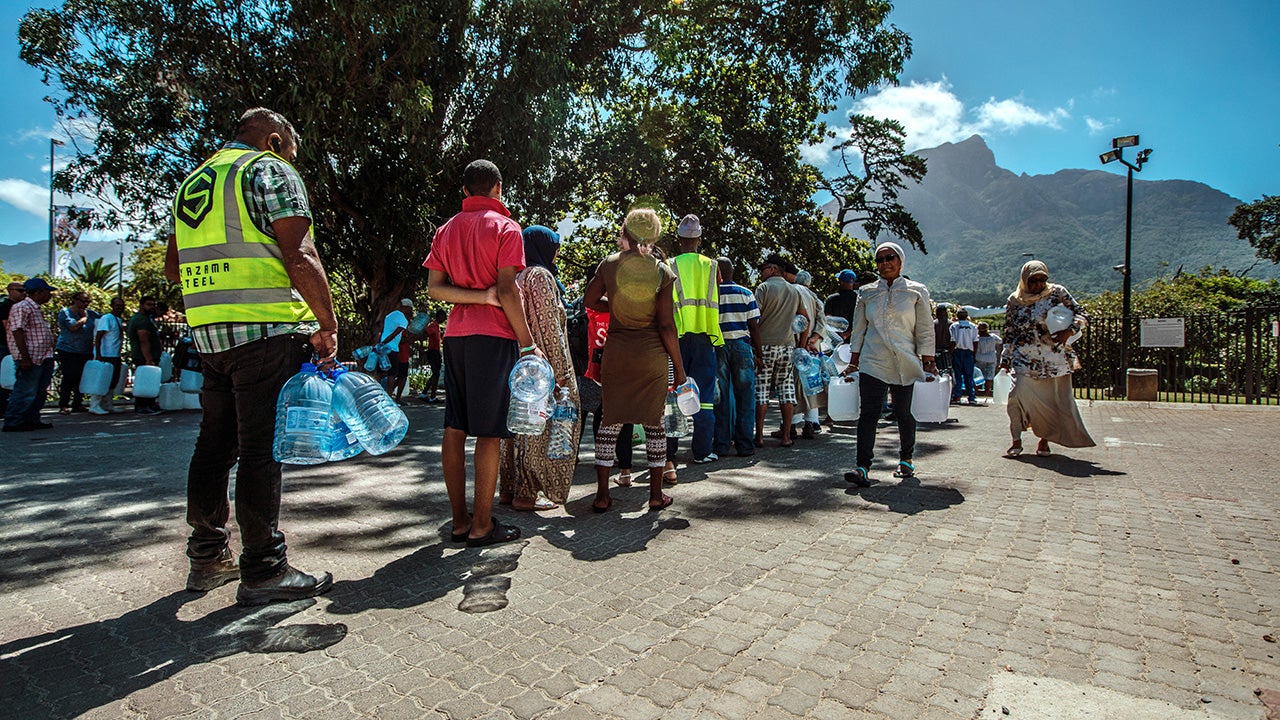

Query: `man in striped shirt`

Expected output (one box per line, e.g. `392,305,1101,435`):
713,257,763,457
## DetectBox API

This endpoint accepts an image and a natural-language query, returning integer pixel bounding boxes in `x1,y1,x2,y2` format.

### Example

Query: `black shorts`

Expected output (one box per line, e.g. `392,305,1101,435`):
443,335,517,438
391,359,410,377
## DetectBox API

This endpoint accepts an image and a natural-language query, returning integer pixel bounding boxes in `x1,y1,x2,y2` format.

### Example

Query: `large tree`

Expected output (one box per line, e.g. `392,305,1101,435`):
1228,195,1280,264
20,0,911,331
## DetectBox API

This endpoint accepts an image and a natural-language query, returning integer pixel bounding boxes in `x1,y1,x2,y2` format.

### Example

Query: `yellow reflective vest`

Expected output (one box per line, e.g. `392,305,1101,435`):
671,253,722,346
173,147,316,327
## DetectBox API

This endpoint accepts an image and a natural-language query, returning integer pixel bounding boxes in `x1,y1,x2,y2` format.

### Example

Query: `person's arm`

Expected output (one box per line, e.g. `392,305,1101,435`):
273,216,338,360
425,269,500,307
164,234,180,283
94,328,107,360
843,293,869,375
914,288,936,372
747,316,764,373
379,326,405,345
655,284,687,387
136,326,156,365
795,295,811,349
495,265,538,355
584,273,609,313
11,327,31,370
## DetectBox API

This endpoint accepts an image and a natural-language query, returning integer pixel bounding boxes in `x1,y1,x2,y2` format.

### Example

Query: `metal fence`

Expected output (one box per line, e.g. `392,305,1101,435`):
1072,306,1280,404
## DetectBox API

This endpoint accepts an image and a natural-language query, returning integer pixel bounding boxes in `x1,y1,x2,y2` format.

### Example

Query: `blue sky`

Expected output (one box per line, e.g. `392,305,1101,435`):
1,0,1277,250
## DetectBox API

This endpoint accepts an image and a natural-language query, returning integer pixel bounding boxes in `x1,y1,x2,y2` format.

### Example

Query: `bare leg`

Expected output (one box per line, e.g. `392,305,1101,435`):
468,437,502,538
442,427,471,535
780,401,795,443
595,464,611,510
755,403,767,445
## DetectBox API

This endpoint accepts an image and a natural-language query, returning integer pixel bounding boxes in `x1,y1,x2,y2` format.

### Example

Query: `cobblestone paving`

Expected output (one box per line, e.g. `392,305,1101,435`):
1,398,1277,719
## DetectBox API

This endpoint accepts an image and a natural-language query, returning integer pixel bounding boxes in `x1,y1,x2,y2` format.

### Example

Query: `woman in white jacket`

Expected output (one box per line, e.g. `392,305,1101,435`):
841,241,937,485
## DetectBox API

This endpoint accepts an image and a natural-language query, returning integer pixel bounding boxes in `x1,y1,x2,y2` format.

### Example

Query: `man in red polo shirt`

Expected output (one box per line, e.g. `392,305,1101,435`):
423,160,540,548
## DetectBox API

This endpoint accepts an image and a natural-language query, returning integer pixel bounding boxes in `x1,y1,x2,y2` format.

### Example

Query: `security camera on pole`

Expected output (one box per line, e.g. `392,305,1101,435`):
1099,135,1153,397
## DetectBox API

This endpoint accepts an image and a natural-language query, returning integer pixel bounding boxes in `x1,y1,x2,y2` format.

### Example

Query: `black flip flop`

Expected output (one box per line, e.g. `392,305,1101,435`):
466,520,521,547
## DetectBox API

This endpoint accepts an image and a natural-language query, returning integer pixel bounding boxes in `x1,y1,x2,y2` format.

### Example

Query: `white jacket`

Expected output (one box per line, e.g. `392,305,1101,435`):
848,276,936,385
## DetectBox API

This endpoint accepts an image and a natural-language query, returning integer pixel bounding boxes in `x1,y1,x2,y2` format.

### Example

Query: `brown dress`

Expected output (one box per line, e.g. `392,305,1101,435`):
499,266,581,503
596,251,676,427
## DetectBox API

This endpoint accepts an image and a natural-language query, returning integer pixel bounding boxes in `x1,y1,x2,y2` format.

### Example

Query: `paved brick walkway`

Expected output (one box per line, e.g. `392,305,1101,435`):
1,398,1277,719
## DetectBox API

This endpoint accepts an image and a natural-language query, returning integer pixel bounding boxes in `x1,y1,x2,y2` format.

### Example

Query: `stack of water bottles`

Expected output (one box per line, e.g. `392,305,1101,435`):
546,387,578,460
352,344,393,373
507,355,556,435
273,362,409,465
792,348,826,397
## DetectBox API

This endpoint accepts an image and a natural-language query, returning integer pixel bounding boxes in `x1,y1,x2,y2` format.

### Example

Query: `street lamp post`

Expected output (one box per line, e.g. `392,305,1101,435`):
48,137,65,276
1099,135,1153,397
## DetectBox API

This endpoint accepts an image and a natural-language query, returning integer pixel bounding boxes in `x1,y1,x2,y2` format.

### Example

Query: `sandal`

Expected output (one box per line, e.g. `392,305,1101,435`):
844,467,871,487
893,461,915,478
1005,444,1024,457
592,495,613,513
663,462,678,486
1035,442,1051,457
466,519,521,547
648,494,674,512
614,470,632,487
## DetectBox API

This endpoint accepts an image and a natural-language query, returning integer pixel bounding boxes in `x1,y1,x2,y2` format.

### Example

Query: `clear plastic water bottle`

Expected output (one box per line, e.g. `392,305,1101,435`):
510,355,555,402
791,314,808,333
820,354,839,382
408,312,430,336
273,363,335,465
507,395,550,434
663,389,691,438
792,348,824,396
329,366,409,455
326,413,364,462
546,387,578,459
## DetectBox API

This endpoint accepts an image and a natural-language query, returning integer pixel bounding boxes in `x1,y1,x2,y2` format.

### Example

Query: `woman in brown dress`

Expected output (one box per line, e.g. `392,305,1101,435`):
499,226,581,511
583,208,686,512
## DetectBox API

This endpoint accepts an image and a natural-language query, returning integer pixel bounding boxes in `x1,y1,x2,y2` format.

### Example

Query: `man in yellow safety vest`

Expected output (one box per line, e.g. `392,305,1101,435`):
165,108,339,606
669,214,722,465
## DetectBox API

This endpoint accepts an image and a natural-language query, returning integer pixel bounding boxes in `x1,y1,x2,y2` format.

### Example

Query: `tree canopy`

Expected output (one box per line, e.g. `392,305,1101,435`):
20,0,912,338
1228,195,1280,264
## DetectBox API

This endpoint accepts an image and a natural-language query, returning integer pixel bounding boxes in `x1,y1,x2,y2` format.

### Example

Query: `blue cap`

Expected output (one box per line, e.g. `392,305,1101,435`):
837,269,856,284
23,277,56,292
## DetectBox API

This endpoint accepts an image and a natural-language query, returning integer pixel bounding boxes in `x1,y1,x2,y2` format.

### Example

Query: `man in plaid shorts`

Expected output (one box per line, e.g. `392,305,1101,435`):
752,254,809,448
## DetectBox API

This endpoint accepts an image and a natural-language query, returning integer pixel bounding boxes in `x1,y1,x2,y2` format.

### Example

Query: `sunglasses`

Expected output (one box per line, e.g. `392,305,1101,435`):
874,254,898,263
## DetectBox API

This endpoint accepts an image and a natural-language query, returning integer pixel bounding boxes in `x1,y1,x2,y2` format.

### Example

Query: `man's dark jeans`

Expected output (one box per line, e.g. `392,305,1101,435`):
855,373,916,470
951,348,976,402
714,338,757,455
3,357,55,428
56,349,91,410
186,334,311,581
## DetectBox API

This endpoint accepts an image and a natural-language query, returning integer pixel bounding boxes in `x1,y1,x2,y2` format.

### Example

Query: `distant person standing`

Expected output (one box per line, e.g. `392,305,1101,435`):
668,214,722,464
712,256,762,458
420,309,446,403
824,269,860,339
166,107,340,604
55,290,97,414
753,253,809,448
0,281,28,416
933,305,952,376
789,269,826,439
127,295,163,415
974,322,1002,395
949,308,979,405
90,296,127,414
378,299,414,403
3,278,58,432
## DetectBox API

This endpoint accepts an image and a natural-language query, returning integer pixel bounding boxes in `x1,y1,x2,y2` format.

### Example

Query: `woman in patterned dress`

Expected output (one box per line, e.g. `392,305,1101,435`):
499,226,580,511
1000,260,1095,457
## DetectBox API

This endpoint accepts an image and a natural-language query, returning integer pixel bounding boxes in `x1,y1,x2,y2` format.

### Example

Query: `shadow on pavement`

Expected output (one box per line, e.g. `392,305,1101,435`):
1006,455,1126,478
847,477,966,515
0,593,345,719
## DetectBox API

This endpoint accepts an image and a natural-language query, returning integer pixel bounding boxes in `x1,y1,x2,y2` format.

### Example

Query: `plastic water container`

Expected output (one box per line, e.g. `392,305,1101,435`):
507,395,550,435
820,354,839,382
326,414,364,461
674,378,700,416
158,382,185,411
80,360,113,396
827,373,860,421
510,355,555,402
0,355,14,390
1046,305,1074,334
792,348,824,396
408,313,430,336
663,390,691,438
911,373,951,423
180,369,203,393
158,351,173,382
133,365,162,398
546,387,578,460
115,366,128,396
791,314,808,333
992,368,1013,405
973,365,985,390
834,344,852,372
182,390,203,410
330,366,409,455
273,363,334,465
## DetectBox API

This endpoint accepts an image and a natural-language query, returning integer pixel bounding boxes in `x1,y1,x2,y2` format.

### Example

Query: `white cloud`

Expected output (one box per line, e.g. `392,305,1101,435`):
849,79,1071,152
0,178,48,217
800,138,838,166
1085,116,1112,134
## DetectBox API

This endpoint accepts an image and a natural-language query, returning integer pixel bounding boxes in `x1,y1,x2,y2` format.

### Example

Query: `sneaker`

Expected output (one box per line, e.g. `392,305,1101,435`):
186,549,240,592
801,422,816,439
88,401,110,416
692,453,719,464
236,564,333,606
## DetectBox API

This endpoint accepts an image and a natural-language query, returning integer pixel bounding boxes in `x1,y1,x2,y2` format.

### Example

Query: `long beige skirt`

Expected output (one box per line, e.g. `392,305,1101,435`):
1007,373,1095,448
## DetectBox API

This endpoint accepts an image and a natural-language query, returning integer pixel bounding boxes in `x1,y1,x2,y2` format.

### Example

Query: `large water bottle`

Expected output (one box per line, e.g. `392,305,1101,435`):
510,355,555,402
993,368,1013,405
674,377,700,416
273,363,335,465
663,390,691,438
330,366,410,455
546,387,578,460
507,395,550,434
792,348,824,396
326,413,364,462
791,314,808,334
408,312,430,336
0,355,14,390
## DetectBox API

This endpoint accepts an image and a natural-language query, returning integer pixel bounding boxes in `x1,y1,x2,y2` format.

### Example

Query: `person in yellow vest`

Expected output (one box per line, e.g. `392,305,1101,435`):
669,214,722,464
164,108,339,606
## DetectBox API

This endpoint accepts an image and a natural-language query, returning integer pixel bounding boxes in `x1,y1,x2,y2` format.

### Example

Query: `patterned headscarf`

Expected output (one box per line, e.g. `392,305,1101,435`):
1010,260,1054,307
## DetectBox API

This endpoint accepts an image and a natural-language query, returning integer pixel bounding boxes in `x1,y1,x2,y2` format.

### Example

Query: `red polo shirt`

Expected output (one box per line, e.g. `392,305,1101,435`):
422,196,525,340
